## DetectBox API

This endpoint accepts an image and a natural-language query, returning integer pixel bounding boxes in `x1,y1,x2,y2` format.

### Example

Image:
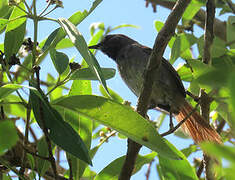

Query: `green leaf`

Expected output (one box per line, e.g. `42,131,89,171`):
4,2,26,60
228,71,235,128
58,18,110,94
41,28,60,52
196,67,234,88
49,49,69,75
0,18,8,31
47,74,63,101
182,0,203,20
99,85,123,103
0,0,12,18
95,152,157,180
197,36,227,58
30,87,92,165
170,33,197,63
55,38,74,49
0,84,35,100
53,95,182,159
3,94,27,119
37,0,103,65
227,16,235,49
158,142,198,180
64,63,93,178
0,120,18,155
177,64,193,82
181,145,197,157
154,21,164,32
70,68,115,80
201,143,235,164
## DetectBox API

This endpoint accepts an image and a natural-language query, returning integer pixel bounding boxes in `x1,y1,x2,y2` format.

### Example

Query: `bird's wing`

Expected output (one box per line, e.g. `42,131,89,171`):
141,45,186,97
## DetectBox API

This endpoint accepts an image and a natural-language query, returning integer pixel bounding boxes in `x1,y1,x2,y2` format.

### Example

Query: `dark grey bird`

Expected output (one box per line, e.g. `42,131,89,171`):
89,34,221,144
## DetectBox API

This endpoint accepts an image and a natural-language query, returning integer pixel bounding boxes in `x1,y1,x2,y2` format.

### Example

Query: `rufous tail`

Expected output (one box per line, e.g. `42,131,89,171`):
175,100,222,144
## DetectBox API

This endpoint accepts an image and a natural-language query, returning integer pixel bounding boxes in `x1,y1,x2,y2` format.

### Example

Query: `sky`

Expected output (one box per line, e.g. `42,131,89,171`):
0,0,221,179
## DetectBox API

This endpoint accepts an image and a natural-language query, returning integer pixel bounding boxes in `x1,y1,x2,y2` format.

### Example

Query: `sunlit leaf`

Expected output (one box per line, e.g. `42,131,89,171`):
53,95,182,159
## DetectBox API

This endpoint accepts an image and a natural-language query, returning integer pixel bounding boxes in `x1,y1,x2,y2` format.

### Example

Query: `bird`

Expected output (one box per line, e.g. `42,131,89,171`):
88,34,222,144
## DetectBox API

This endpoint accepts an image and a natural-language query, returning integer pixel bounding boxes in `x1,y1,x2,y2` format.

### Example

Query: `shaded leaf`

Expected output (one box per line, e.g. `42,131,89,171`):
0,120,18,155
30,87,92,165
49,49,69,75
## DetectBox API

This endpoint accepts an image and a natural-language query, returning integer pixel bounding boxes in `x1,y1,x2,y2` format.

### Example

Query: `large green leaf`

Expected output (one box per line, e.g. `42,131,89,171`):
29,87,92,165
0,120,18,155
58,18,110,94
4,2,26,60
65,54,93,178
53,95,182,159
95,152,157,180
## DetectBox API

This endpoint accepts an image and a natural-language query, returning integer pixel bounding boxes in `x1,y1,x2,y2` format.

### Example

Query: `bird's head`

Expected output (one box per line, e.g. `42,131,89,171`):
88,34,136,60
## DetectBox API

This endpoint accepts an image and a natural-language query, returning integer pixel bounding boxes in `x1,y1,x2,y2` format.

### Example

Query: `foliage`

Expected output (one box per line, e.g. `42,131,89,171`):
0,0,235,179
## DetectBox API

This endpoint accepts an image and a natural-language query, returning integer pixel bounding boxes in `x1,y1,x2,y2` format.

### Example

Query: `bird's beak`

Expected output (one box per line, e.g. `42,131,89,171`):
88,44,101,49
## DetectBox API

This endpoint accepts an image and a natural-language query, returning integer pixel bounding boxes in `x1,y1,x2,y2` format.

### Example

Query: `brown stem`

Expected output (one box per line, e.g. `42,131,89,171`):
19,105,31,178
119,0,191,179
145,160,154,180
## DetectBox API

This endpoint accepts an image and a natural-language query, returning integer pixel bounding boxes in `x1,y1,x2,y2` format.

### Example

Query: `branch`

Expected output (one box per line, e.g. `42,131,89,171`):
119,0,191,179
147,0,226,41
203,0,215,64
34,66,58,179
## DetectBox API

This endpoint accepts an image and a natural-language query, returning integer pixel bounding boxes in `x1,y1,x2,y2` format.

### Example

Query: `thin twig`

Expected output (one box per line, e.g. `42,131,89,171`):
161,103,200,137
145,160,154,180
119,0,191,179
201,1,216,179
19,105,31,178
68,158,73,180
